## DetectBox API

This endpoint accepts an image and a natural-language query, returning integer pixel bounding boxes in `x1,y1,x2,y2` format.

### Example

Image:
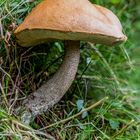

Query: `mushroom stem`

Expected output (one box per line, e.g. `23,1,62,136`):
23,41,80,116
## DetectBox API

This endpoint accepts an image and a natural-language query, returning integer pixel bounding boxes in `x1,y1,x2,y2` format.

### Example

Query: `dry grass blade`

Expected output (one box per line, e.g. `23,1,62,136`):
39,96,108,130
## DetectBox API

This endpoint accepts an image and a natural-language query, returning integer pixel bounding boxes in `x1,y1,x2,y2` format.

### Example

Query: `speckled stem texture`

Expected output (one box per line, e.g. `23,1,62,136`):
23,41,80,116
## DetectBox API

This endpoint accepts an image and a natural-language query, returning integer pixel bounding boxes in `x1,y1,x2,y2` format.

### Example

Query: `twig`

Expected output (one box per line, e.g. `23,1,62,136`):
12,119,55,140
110,119,134,140
0,66,14,86
0,82,9,109
39,96,108,130
0,19,4,39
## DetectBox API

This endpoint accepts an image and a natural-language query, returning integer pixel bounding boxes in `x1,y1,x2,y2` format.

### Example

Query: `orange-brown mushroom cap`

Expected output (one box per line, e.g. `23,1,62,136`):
14,0,127,47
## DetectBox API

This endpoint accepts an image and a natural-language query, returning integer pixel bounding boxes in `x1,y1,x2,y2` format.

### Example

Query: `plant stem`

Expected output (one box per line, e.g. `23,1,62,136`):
39,96,108,130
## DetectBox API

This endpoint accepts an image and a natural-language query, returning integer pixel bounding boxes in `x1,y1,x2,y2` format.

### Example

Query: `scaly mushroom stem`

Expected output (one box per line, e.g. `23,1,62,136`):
23,41,80,116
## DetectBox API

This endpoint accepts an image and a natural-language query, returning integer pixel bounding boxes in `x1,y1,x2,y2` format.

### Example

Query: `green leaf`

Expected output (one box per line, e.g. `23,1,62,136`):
109,119,120,130
82,111,88,119
77,100,84,111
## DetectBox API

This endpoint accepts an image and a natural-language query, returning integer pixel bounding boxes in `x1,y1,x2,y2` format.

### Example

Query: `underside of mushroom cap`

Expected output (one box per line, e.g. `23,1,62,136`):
15,0,127,47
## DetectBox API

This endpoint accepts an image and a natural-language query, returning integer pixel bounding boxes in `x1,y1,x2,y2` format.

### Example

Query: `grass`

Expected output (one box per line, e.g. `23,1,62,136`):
0,0,140,139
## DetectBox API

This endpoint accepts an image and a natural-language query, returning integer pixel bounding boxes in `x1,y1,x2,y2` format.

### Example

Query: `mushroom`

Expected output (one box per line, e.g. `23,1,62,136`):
14,0,127,116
